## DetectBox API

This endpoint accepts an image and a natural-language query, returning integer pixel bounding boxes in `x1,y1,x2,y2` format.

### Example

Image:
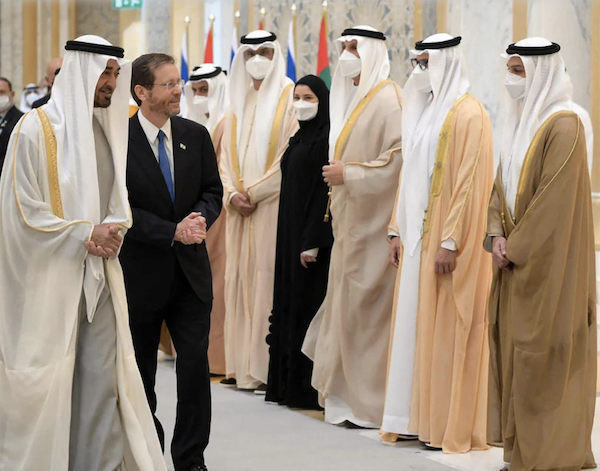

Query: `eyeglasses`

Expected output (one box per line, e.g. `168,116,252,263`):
411,58,429,71
151,79,185,91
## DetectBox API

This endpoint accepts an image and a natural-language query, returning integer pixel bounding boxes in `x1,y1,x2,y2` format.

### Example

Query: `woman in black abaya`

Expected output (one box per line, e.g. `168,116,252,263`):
266,75,333,409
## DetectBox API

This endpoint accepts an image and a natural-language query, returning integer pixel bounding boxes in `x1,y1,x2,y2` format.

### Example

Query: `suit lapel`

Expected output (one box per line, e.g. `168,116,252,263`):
130,113,173,208
172,120,193,212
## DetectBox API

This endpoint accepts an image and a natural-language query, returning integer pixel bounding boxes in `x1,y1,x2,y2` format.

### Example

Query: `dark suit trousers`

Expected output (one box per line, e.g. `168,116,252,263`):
129,261,211,471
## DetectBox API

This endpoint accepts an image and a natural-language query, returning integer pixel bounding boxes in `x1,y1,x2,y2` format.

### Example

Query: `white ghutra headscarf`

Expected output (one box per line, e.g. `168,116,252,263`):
500,37,571,215
329,25,390,161
44,34,132,321
397,33,469,256
228,30,292,171
184,64,230,134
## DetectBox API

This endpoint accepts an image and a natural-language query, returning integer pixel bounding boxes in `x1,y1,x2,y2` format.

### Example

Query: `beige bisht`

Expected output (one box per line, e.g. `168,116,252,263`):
221,30,298,389
205,117,227,374
304,26,403,427
486,111,596,471
303,76,403,426
0,36,166,471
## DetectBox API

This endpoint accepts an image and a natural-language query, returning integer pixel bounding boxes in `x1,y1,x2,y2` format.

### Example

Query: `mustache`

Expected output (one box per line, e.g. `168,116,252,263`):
99,86,114,93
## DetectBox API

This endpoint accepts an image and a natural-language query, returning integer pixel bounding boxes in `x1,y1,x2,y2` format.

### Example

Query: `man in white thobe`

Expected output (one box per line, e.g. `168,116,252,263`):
0,35,166,471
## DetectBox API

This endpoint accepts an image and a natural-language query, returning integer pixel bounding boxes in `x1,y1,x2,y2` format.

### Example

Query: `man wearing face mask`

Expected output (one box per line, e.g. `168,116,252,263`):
381,34,493,452
302,25,402,428
486,38,595,471
220,30,298,392
184,63,230,376
0,77,24,175
19,83,41,112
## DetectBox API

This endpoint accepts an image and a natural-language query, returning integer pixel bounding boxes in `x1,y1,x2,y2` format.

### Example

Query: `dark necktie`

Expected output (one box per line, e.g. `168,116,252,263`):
158,130,174,202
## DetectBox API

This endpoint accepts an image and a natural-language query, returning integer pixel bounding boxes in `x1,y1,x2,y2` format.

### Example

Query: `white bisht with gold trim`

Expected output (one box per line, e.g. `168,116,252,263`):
0,35,166,471
302,25,403,428
220,30,299,389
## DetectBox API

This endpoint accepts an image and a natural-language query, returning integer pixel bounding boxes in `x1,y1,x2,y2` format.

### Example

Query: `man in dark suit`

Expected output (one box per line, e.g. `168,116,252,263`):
121,53,223,471
0,77,24,175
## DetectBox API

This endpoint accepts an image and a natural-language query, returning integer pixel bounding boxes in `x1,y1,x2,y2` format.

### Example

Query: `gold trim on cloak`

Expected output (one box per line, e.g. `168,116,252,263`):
229,83,294,193
514,110,580,223
36,107,64,219
495,110,581,230
422,93,476,236
324,79,401,221
11,111,94,234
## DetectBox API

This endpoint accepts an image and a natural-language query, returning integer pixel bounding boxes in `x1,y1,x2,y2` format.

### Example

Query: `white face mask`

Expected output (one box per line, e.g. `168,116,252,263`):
338,50,362,78
505,72,526,100
0,96,11,112
192,95,209,114
411,66,432,94
293,100,319,122
25,92,40,107
245,55,273,80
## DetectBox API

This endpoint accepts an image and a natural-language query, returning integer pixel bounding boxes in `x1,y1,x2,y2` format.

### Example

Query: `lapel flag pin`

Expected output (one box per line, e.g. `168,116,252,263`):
180,143,187,150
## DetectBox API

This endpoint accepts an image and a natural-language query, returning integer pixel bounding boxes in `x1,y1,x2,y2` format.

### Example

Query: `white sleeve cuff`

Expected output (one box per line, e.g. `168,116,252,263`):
343,164,365,182
228,191,239,205
303,248,319,257
441,238,457,251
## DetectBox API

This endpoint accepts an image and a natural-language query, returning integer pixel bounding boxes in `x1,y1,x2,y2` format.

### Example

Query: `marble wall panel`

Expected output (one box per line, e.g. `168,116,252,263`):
528,0,591,111
256,0,415,86
75,0,120,45
422,0,437,38
142,0,171,54
445,0,512,161
0,0,24,94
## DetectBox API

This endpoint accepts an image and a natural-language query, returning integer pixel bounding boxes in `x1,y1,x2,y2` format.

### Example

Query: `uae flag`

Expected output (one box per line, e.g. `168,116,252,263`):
204,19,214,63
317,10,331,88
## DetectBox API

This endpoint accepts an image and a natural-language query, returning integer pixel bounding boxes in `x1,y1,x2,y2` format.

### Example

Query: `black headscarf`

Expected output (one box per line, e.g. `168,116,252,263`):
292,75,330,143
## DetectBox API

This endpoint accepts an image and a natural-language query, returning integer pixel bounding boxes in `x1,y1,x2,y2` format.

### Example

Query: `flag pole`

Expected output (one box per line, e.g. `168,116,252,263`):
260,7,266,30
291,3,297,67
322,0,333,222
185,15,190,55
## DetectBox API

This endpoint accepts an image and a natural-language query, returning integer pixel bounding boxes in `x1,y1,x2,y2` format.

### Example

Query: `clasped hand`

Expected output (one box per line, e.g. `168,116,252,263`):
492,236,512,270
231,192,257,217
85,223,122,259
175,212,207,245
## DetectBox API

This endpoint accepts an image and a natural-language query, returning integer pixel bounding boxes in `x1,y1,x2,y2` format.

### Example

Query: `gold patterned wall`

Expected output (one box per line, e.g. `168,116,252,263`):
256,0,415,86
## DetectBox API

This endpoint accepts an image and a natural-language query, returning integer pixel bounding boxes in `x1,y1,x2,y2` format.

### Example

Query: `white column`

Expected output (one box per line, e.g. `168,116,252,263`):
142,0,171,54
446,0,513,163
528,0,591,111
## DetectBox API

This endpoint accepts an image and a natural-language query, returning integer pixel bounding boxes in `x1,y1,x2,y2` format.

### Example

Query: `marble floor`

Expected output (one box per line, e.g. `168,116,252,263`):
155,361,600,471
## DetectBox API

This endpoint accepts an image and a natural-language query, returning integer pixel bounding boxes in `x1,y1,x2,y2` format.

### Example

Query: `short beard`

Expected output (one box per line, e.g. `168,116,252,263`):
148,92,179,118
94,88,113,108
94,96,112,108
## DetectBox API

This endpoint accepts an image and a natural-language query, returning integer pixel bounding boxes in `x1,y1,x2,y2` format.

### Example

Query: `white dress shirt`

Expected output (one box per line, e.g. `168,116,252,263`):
138,110,175,187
